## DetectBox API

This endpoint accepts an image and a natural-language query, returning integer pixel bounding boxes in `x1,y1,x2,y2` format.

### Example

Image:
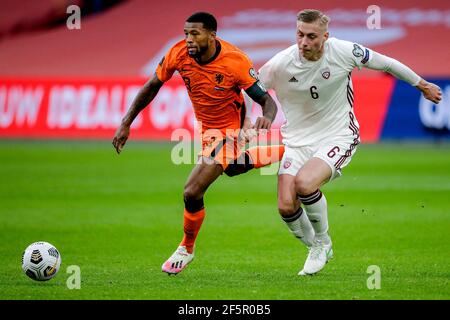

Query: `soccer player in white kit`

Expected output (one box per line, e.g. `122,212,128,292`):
257,9,442,275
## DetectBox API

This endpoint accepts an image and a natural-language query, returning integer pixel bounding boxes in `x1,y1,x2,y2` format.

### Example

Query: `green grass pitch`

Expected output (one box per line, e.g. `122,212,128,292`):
0,140,449,300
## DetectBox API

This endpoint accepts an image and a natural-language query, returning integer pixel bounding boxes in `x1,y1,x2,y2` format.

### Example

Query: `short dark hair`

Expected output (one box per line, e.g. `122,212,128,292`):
186,12,217,31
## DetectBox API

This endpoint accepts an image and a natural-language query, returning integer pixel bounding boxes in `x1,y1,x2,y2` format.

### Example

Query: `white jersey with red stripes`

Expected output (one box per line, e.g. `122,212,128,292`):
259,37,371,147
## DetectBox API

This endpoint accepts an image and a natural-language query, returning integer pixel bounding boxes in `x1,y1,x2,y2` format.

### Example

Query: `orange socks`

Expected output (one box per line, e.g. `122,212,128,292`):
180,208,205,254
246,145,285,168
178,146,285,253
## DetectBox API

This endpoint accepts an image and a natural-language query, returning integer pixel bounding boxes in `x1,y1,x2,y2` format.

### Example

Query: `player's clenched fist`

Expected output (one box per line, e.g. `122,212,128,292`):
112,124,130,154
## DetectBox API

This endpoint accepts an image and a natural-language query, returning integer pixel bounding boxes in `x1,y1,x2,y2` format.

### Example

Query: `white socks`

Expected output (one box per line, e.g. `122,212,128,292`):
281,207,315,247
299,190,331,245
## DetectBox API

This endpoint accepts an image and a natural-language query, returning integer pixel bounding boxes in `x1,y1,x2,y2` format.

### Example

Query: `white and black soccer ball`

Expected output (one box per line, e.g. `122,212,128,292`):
22,241,61,281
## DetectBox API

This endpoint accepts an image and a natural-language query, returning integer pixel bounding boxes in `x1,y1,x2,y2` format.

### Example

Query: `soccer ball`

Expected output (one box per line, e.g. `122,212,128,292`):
22,241,61,281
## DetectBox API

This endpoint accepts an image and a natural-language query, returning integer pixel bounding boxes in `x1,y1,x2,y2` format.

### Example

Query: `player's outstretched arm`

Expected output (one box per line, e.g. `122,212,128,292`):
255,93,278,130
238,91,257,142
415,79,442,104
244,83,277,130
365,51,442,104
112,75,164,154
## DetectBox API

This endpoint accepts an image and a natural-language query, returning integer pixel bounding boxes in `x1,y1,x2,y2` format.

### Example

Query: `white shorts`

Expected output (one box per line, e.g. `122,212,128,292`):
278,136,360,181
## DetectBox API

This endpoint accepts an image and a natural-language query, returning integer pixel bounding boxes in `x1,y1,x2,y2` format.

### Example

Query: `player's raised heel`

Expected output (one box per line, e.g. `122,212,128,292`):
162,246,195,275
298,240,333,276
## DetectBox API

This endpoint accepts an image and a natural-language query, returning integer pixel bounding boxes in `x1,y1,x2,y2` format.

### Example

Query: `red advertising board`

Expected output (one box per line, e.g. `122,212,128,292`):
0,76,394,142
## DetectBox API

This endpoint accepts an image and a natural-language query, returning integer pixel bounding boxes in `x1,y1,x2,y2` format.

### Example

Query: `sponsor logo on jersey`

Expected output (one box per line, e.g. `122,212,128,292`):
288,76,298,83
352,44,364,58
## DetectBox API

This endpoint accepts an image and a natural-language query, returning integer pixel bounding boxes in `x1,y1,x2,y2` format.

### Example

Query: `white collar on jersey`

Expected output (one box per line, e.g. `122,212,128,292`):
297,42,328,66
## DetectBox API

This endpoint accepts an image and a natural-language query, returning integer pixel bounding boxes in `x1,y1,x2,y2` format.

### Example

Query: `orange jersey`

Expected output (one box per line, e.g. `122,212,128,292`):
155,38,258,134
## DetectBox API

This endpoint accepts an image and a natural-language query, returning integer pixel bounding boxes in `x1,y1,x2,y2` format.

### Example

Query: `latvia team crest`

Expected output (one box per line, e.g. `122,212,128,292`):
283,158,292,169
321,68,330,79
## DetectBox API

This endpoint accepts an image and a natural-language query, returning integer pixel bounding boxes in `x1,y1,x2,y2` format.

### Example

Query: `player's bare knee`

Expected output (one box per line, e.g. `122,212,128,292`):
278,203,297,217
183,184,204,201
294,176,316,196
183,185,205,213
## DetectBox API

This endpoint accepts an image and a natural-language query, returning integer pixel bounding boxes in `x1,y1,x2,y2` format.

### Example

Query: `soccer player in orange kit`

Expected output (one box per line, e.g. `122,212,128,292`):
112,12,284,275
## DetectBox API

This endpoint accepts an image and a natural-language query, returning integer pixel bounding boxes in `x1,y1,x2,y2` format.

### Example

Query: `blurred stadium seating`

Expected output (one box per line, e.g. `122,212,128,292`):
0,0,124,39
0,0,449,141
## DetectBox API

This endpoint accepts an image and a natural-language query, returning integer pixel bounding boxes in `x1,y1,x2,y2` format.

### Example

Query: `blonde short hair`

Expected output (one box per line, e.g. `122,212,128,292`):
297,9,330,30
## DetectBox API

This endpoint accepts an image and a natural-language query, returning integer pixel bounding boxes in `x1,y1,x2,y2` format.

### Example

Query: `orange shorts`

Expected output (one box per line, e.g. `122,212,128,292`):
199,129,246,170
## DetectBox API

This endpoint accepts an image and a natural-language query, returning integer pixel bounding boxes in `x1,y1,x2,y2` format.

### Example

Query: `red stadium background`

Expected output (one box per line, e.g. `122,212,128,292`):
0,0,449,142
